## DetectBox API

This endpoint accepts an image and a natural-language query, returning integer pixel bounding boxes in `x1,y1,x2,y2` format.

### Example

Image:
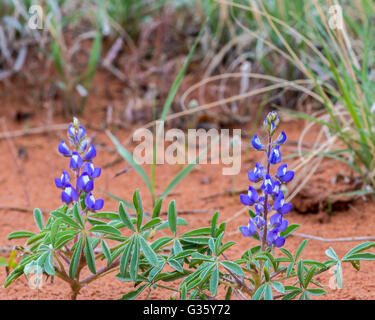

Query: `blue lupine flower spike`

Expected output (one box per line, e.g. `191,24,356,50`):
55,118,104,209
239,111,294,249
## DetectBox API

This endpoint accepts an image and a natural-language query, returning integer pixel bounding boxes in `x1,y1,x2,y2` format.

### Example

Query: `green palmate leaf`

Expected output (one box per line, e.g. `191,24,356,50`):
7,231,35,240
220,261,244,277
181,227,211,237
51,210,81,229
282,289,302,300
50,218,63,245
252,284,266,300
280,224,300,237
119,283,148,300
89,225,121,237
89,211,120,220
133,190,144,231
168,200,177,235
210,265,219,296
168,259,183,273
73,202,84,228
152,198,163,218
306,288,327,296
33,208,44,231
343,242,375,258
304,266,316,288
119,201,135,232
334,262,343,289
151,237,173,251
271,282,285,294
208,238,215,255
26,233,46,245
120,238,134,276
217,241,236,256
43,251,55,276
139,236,158,266
264,284,273,300
225,286,233,300
215,232,224,255
101,240,112,266
210,212,219,237
69,236,83,279
156,217,187,230
295,239,308,261
180,237,210,245
297,260,305,285
180,284,187,300
141,218,162,232
53,230,80,250
343,253,375,261
106,131,152,194
84,235,96,274
280,248,293,261
325,247,339,261
173,239,183,256
129,236,140,281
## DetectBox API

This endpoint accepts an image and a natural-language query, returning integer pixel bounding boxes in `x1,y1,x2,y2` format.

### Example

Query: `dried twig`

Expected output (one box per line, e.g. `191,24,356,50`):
291,233,375,242
0,123,69,140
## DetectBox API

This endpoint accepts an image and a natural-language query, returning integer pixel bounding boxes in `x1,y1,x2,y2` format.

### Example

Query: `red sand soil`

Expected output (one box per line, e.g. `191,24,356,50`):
1,75,375,300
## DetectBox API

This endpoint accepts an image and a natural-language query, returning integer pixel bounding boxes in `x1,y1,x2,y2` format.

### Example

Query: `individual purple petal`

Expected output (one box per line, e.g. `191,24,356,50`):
272,180,281,197
240,194,253,206
69,152,83,170
77,173,93,192
273,192,285,211
274,236,286,248
248,163,264,182
58,141,71,156
240,186,258,206
55,178,63,188
94,199,104,211
68,125,75,138
61,185,78,203
55,170,70,189
270,213,283,227
261,174,274,195
84,145,96,161
251,135,265,151
281,171,294,183
266,228,279,245
78,139,88,153
278,203,292,215
277,164,294,183
78,126,86,139
85,192,95,209
274,131,287,145
61,191,71,203
269,146,281,164
92,167,101,178
279,219,288,232
240,219,257,237
253,216,265,228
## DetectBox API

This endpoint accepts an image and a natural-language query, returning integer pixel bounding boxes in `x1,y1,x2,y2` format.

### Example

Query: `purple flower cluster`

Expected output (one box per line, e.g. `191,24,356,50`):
55,118,103,211
240,112,294,248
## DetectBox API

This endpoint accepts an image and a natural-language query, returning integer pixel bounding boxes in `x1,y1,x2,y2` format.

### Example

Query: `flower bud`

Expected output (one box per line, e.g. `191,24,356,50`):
263,111,279,136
